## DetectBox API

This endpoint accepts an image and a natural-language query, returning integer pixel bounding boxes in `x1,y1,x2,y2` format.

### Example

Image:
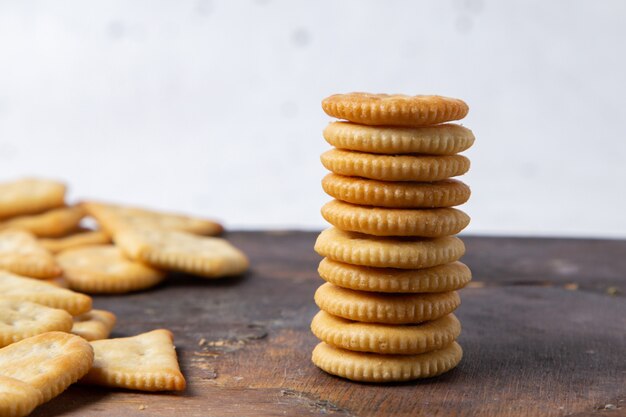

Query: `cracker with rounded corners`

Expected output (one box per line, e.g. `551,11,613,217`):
0,206,85,238
82,201,223,236
72,310,116,341
0,331,93,404
81,329,186,391
0,270,91,315
0,375,43,417
0,178,66,220
39,230,111,254
0,229,61,279
0,300,74,347
57,245,165,294
114,228,249,278
322,93,469,127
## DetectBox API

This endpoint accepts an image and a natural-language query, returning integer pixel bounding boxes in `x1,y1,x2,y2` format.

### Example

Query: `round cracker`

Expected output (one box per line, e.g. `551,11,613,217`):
322,174,470,208
314,227,465,269
314,283,460,324
321,93,469,127
57,245,165,294
321,149,470,182
321,200,470,237
311,311,461,355
312,341,463,382
318,258,471,293
323,122,475,155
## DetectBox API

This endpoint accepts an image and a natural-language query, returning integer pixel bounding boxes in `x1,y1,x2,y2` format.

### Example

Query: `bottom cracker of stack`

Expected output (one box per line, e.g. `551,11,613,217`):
312,228,469,382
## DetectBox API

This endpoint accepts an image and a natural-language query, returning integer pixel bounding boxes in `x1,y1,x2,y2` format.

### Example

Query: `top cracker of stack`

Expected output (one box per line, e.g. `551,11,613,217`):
312,93,474,383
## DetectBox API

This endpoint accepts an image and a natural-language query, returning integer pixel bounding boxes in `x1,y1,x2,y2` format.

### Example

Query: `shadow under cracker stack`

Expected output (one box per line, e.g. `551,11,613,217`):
312,92,474,382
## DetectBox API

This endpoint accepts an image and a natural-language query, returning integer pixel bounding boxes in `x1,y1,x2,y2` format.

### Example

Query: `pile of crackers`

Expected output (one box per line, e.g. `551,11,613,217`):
311,93,474,382
0,178,248,416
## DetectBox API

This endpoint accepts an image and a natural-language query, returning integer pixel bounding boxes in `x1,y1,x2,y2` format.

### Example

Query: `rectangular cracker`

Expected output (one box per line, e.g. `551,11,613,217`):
114,227,249,278
72,310,116,341
0,206,85,238
81,329,185,391
0,331,94,404
0,229,61,279
81,201,223,236
0,178,66,220
39,230,111,254
0,299,73,347
0,270,92,315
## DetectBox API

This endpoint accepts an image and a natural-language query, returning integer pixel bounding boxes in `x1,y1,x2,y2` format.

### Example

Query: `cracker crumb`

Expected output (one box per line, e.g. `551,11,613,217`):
198,338,206,346
138,404,147,410
604,404,616,410
606,286,619,296
563,283,578,291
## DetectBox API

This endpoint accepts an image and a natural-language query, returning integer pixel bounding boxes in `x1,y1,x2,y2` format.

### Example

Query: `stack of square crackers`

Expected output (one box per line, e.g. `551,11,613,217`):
311,93,474,382
0,178,249,416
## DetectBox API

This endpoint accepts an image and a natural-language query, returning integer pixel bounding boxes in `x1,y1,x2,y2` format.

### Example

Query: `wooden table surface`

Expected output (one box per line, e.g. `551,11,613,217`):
32,232,626,417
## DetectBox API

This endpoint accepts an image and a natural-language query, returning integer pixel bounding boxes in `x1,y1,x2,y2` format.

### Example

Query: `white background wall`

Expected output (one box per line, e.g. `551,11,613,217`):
1,1,625,237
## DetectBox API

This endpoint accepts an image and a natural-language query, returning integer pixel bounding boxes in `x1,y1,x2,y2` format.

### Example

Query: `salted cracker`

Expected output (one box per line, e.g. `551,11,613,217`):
114,228,249,278
312,341,462,382
0,331,93,403
0,229,61,279
321,200,470,237
81,329,186,391
71,310,116,341
322,93,469,127
323,121,474,155
311,311,461,355
318,258,472,293
0,178,66,220
314,227,465,269
322,174,470,209
0,206,85,238
314,283,460,324
0,270,91,315
57,245,165,294
321,149,470,182
0,300,73,347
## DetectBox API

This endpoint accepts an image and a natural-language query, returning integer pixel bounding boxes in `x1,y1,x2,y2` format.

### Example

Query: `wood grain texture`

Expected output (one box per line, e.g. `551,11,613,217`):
30,232,626,417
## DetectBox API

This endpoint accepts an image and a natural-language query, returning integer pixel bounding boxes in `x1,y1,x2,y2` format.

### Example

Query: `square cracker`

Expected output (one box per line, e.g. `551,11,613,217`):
72,310,116,341
114,227,249,278
81,201,223,236
0,375,43,417
0,229,61,279
0,206,85,238
39,230,111,254
0,299,73,347
81,329,185,391
0,332,94,404
0,270,92,315
0,178,66,220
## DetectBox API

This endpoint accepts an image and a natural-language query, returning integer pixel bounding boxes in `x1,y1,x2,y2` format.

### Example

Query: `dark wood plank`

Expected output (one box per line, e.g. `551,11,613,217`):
30,232,626,417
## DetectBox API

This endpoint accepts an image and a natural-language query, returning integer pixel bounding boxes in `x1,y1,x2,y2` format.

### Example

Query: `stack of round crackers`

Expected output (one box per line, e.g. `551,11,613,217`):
312,93,474,382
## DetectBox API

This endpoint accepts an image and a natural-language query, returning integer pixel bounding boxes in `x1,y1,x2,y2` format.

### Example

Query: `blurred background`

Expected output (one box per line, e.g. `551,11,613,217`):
1,1,624,237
